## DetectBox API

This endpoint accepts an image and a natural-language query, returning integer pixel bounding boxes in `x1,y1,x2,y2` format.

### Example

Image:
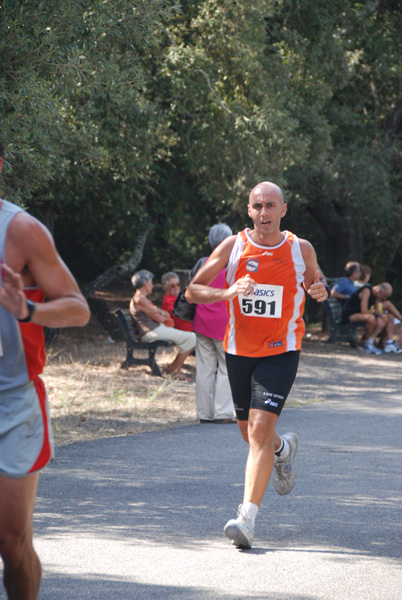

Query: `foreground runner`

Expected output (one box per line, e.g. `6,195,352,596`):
186,181,328,548
0,139,90,599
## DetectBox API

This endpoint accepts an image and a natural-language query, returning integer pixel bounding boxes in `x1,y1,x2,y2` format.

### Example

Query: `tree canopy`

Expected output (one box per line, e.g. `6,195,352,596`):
0,1,401,298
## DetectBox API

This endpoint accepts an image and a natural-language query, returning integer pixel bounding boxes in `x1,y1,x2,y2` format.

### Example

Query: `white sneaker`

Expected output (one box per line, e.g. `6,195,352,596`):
384,341,402,354
224,504,254,549
361,341,383,355
273,432,298,495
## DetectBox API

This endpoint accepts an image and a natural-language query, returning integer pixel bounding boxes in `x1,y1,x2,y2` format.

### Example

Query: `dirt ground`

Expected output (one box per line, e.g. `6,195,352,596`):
44,281,198,446
43,281,402,447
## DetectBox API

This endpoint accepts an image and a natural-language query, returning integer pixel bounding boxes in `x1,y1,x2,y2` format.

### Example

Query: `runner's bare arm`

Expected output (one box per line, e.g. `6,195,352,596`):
300,239,328,303
2,212,90,327
186,236,255,304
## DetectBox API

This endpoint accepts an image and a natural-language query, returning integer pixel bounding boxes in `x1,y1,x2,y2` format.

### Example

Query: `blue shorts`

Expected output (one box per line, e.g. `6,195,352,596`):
225,351,300,421
0,378,54,478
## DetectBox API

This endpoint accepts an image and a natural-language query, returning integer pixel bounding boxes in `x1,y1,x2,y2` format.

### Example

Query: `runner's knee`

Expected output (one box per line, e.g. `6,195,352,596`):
248,414,276,448
0,528,31,566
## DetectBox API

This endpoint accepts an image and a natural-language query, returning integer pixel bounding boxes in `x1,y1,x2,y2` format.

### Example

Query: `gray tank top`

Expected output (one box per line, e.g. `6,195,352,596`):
0,199,31,390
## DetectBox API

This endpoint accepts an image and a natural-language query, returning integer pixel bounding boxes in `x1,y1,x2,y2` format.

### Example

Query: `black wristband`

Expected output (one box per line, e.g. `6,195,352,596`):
17,299,36,323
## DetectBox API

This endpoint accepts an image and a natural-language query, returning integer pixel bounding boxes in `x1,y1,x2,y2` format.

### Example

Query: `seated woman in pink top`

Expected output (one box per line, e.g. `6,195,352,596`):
193,224,236,424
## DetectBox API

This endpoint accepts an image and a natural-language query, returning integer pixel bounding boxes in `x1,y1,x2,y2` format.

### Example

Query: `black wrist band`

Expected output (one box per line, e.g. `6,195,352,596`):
17,299,36,323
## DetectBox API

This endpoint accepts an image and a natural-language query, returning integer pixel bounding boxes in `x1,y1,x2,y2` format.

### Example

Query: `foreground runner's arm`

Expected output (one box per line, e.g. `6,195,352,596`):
1,212,90,327
186,236,255,304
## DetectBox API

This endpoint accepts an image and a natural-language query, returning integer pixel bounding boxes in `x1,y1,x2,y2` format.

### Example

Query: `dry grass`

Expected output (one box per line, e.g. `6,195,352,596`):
44,321,197,447
43,316,325,447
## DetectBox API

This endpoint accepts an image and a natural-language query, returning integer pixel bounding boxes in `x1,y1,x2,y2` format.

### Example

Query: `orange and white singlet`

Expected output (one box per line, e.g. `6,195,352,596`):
224,229,306,357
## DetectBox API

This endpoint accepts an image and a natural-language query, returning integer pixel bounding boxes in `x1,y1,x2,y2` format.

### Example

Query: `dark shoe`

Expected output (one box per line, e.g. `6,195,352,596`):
213,418,237,424
200,419,214,424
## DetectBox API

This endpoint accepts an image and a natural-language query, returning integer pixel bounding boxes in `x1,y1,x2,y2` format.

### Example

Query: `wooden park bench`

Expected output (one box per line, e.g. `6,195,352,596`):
114,308,173,377
322,297,364,348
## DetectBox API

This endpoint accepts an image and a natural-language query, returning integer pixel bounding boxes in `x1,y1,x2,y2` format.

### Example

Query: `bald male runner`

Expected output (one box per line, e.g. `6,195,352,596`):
186,181,328,548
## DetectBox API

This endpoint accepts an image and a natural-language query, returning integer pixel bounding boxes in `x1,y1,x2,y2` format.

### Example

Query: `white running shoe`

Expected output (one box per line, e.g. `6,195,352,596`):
273,432,298,495
361,341,383,355
383,341,402,354
224,504,254,549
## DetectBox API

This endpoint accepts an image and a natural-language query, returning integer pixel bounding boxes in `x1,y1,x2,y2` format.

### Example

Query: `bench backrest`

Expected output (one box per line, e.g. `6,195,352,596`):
323,298,344,326
115,308,141,341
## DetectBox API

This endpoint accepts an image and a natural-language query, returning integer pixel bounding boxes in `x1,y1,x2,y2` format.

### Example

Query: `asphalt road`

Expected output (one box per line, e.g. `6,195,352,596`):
5,348,402,599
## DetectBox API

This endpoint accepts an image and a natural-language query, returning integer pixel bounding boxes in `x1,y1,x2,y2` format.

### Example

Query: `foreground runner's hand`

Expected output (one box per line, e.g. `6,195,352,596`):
228,274,256,300
0,263,27,319
307,270,328,303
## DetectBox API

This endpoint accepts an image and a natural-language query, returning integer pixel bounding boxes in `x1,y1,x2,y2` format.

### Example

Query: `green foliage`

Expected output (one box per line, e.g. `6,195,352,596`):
262,0,402,277
0,0,181,275
0,0,401,291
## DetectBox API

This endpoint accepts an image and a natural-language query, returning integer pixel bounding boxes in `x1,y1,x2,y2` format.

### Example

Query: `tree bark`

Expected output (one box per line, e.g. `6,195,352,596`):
307,198,363,277
44,225,153,346
81,225,152,298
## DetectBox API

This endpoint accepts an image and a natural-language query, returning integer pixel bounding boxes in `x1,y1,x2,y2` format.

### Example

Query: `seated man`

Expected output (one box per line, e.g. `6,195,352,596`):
161,271,193,332
331,261,361,301
341,282,400,354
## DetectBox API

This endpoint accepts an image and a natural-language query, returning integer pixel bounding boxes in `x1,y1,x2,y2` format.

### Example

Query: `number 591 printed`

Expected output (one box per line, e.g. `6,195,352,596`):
239,284,283,318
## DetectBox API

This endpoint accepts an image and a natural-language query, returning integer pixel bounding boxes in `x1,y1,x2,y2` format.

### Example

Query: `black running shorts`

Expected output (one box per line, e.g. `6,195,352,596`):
225,351,300,421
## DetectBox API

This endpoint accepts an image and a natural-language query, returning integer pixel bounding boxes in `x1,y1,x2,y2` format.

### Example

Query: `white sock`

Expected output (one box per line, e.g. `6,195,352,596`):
386,339,393,345
367,337,374,344
243,502,259,526
275,437,290,460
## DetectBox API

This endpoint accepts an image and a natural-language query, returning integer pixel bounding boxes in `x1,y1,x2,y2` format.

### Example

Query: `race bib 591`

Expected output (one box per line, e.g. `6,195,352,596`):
239,284,283,318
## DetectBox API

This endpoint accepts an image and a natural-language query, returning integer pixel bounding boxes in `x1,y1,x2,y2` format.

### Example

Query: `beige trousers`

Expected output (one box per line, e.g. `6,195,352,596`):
141,324,196,353
195,333,235,421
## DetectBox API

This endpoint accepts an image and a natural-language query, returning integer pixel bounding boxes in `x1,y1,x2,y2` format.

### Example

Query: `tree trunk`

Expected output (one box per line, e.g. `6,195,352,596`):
80,224,152,337
82,225,152,298
374,99,402,279
45,225,152,345
370,224,402,281
308,199,363,277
